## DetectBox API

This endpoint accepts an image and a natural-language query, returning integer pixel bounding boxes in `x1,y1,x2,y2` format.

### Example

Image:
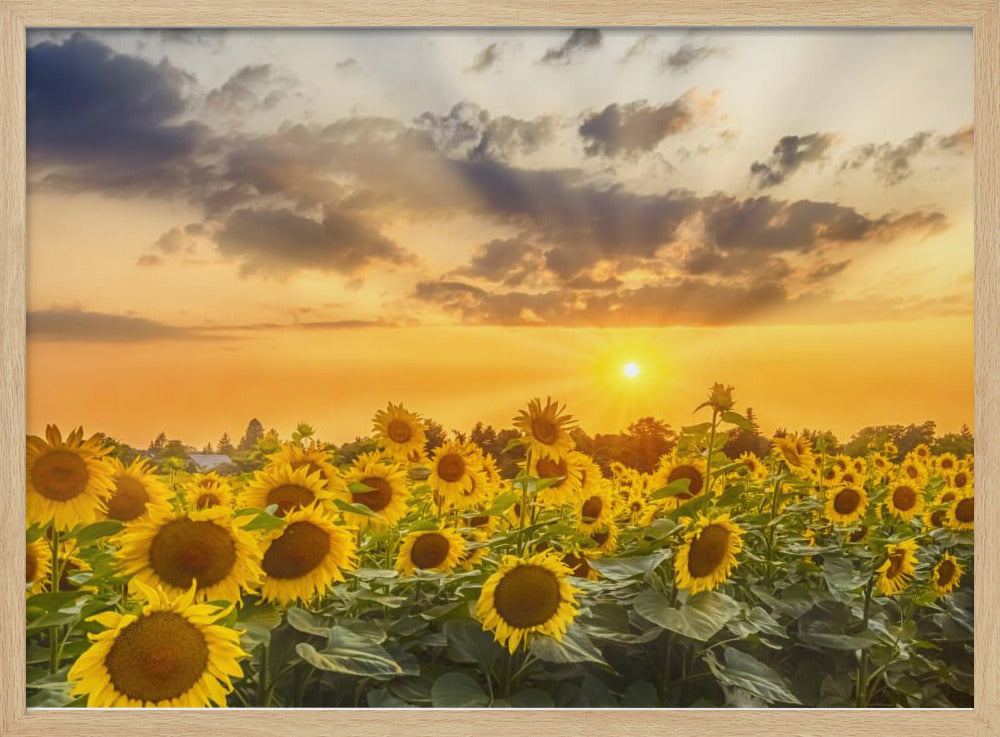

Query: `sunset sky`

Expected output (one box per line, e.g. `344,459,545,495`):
25,28,973,448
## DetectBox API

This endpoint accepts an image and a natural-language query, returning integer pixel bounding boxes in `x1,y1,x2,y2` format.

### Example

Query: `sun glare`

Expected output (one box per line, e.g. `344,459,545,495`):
623,362,640,379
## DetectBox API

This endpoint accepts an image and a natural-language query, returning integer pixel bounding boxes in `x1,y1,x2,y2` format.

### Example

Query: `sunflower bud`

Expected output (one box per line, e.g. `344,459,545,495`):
706,382,735,413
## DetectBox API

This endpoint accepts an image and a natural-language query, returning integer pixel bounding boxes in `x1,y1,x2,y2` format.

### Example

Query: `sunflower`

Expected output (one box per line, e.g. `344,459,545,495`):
674,513,743,595
458,528,491,571
825,485,868,525
429,440,482,503
26,425,115,531
620,486,649,525
819,464,842,485
898,459,928,487
876,539,918,596
116,506,262,603
947,463,974,491
341,455,410,529
586,522,619,556
513,397,576,461
947,492,974,531
104,458,173,523
530,451,586,507
574,482,615,534
396,528,466,575
924,490,957,529
183,481,236,511
475,551,579,653
772,434,814,473
885,481,925,521
931,552,964,597
845,525,869,544
243,462,333,518
608,460,628,479
267,443,341,492
26,537,51,595
738,452,767,480
652,456,709,510
68,582,247,707
561,551,599,581
258,504,356,604
372,403,427,459
870,453,892,479
936,452,959,475
883,440,899,457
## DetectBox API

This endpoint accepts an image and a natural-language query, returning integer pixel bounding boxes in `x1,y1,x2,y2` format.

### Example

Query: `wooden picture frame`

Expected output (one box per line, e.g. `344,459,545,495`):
1,1,996,735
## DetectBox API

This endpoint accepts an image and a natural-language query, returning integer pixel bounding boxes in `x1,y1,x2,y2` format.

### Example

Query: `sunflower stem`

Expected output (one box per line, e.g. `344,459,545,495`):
704,408,718,500
257,642,269,706
517,449,532,557
48,525,60,674
855,573,876,707
763,474,782,586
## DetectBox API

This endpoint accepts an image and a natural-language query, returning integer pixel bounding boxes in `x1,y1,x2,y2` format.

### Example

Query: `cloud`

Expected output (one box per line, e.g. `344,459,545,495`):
27,33,206,193
204,64,288,118
415,102,555,161
750,133,838,188
839,131,933,186
453,237,546,287
335,57,360,72
579,92,711,157
540,29,601,64
465,43,500,73
27,308,207,342
214,205,415,277
664,43,724,71
939,124,974,152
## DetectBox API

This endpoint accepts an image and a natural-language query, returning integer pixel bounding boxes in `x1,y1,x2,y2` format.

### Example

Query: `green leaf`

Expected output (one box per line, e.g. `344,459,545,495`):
501,436,523,454
71,520,123,545
707,647,802,705
347,481,375,493
822,557,868,592
530,625,608,665
587,550,670,581
431,672,490,707
682,422,713,434
296,627,402,679
649,478,691,500
285,607,331,637
349,567,399,580
237,508,285,532
485,491,519,515
444,620,501,671
721,411,753,431
333,498,380,518
798,604,880,650
509,688,555,708
634,590,740,641
531,475,566,492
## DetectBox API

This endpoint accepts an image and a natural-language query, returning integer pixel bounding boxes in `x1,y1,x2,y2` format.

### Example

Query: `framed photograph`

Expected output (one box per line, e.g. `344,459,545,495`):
1,2,997,736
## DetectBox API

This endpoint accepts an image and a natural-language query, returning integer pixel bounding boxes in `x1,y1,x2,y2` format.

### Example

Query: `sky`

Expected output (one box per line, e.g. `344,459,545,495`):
24,28,974,448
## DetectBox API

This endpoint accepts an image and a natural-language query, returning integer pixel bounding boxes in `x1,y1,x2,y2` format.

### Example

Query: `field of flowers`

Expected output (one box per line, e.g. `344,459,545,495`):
24,385,974,708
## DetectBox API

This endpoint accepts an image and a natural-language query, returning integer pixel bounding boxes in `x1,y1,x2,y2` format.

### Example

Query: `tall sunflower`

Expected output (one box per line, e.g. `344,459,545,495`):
258,504,356,604
116,506,262,603
513,397,576,461
396,528,466,575
341,454,410,528
26,537,51,595
105,458,173,523
825,485,868,525
947,492,974,530
885,481,925,521
931,552,964,597
876,539,918,596
674,513,744,595
771,434,814,473
26,425,115,531
243,462,333,518
372,403,427,459
475,551,579,653
68,582,248,707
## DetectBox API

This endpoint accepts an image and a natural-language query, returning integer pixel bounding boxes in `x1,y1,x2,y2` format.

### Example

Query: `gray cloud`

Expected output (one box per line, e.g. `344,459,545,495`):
465,43,500,73
453,237,546,287
940,124,974,152
664,43,724,71
839,131,933,186
335,57,360,72
540,29,601,64
416,102,555,161
579,95,703,157
750,133,838,189
27,308,207,342
205,64,287,118
620,34,656,63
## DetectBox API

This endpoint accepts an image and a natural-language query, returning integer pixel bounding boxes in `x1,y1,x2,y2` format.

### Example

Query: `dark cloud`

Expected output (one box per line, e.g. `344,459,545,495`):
215,205,414,277
579,94,705,157
205,64,287,118
27,308,206,342
454,238,546,287
806,261,851,282
27,33,206,193
620,34,656,63
540,29,601,64
416,102,555,161
664,43,724,71
939,124,974,152
335,57,360,72
465,43,499,73
839,131,933,186
750,133,838,188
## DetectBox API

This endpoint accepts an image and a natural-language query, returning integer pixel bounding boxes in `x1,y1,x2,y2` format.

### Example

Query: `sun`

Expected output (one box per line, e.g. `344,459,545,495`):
623,362,640,379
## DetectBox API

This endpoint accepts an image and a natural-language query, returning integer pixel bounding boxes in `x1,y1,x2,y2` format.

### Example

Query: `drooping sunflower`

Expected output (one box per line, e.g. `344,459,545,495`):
530,451,586,507
738,452,767,480
26,537,51,595
428,440,482,503
947,492,974,531
116,506,262,603
771,434,814,473
513,397,576,461
183,481,236,511
825,485,868,525
845,524,869,544
885,481,925,522
341,454,410,528
931,552,964,597
26,425,115,531
876,539,918,596
67,582,248,707
267,443,342,493
243,462,333,518
674,513,744,595
653,456,709,510
475,551,579,653
372,403,427,459
396,528,466,575
258,504,356,604
104,458,173,523
574,482,615,534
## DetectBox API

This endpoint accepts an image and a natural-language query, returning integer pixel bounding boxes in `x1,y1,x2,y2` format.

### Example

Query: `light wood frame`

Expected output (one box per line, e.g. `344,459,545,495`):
1,2,996,734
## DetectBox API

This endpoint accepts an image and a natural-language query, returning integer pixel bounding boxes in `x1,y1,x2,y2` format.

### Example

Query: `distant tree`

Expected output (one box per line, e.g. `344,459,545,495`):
98,434,140,465
625,417,676,472
845,421,935,460
932,424,975,458
217,433,235,456
238,419,265,452
468,423,524,478
723,406,769,458
292,422,316,446
201,442,214,454
424,419,446,451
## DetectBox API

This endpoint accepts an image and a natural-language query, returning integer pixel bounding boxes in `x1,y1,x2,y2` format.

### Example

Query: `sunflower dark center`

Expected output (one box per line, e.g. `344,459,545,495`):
849,525,868,543
955,497,974,523
354,476,393,512
937,559,956,586
905,465,919,479
930,509,948,527
26,546,38,583
581,495,603,520
409,533,451,569
687,524,731,578
148,518,237,590
492,564,561,628
562,553,591,579
32,450,89,501
196,493,221,509
106,477,151,521
262,521,330,579
291,459,327,481
265,484,316,517
833,488,861,515
886,550,906,579
469,515,490,528
104,611,209,703
437,454,466,483
531,417,559,445
591,530,610,546
536,457,567,486
668,464,704,500
387,419,413,444
954,471,970,488
892,485,917,512
941,458,955,470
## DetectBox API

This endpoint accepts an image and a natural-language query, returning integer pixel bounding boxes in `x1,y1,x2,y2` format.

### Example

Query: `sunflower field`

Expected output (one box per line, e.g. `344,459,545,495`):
24,385,974,709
